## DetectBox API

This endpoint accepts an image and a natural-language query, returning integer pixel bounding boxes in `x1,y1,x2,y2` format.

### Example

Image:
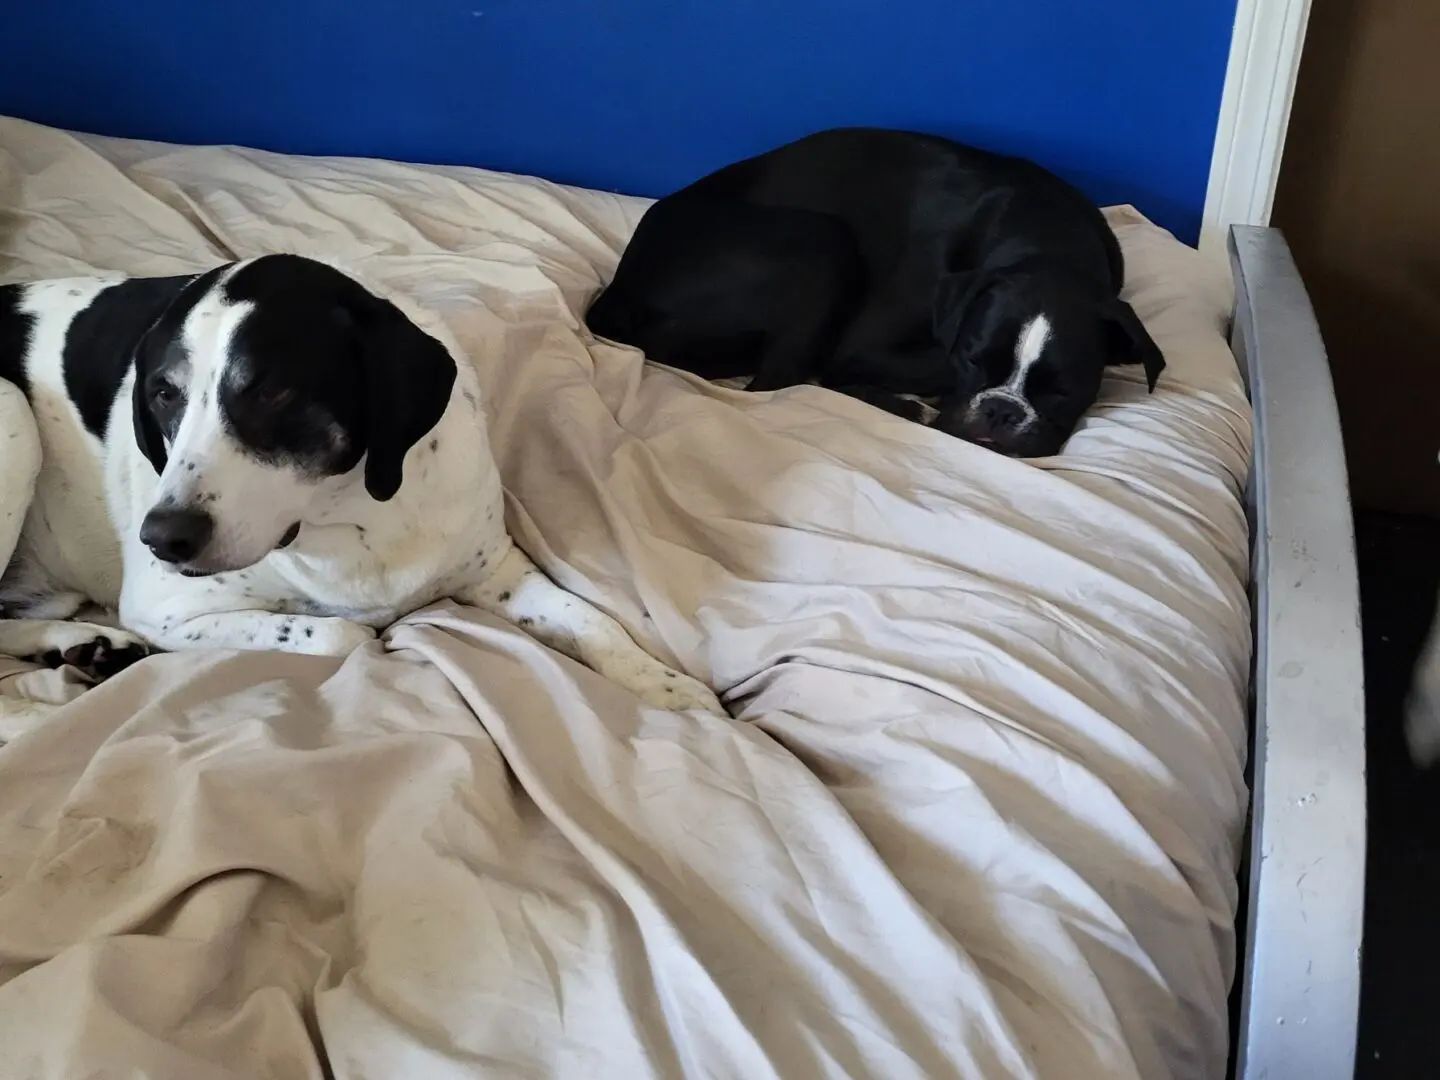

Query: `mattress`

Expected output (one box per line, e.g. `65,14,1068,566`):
0,117,1252,1080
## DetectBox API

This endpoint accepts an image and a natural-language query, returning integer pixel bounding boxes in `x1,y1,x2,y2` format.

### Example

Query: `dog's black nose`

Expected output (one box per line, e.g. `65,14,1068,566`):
140,507,215,564
981,397,1026,430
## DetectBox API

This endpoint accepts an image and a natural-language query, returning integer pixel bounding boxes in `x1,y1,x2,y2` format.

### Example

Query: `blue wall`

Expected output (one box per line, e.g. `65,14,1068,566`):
0,1,1236,244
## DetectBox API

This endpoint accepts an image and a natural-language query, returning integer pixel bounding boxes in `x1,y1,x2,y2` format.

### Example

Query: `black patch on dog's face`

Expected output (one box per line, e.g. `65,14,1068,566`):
218,259,370,479
131,255,457,499
59,275,198,441
220,256,458,499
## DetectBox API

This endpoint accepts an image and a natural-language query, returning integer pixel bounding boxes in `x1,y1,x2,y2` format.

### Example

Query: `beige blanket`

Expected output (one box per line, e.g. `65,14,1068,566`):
0,117,1252,1080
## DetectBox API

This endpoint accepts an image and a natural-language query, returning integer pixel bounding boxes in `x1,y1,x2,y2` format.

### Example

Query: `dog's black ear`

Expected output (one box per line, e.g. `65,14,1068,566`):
346,293,458,502
1102,297,1166,392
933,270,995,356
131,338,169,475
126,268,225,475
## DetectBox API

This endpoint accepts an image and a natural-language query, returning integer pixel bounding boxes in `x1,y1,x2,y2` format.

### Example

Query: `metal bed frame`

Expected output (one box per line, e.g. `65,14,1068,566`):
1228,225,1366,1079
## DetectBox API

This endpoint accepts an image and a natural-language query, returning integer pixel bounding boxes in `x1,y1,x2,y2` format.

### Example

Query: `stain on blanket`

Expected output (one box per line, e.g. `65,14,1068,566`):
32,810,155,889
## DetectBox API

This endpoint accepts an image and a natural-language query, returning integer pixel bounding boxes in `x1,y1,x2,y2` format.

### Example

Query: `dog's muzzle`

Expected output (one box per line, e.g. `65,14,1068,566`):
973,395,1029,433
140,507,216,565
935,391,1064,458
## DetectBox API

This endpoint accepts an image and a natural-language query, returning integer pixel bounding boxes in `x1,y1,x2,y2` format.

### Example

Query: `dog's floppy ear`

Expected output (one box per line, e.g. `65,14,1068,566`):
932,270,997,356
129,323,173,475
128,269,218,475
130,357,169,474
344,292,457,502
1102,297,1166,392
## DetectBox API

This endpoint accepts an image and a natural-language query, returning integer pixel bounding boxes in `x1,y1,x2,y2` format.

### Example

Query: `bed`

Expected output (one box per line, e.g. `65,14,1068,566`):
0,116,1362,1079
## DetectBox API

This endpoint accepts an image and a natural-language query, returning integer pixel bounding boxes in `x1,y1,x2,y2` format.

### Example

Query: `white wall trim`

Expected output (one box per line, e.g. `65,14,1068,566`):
1199,0,1316,258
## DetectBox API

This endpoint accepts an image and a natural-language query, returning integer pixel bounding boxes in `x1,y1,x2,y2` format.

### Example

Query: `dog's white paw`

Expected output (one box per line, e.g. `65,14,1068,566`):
631,664,727,715
586,642,726,714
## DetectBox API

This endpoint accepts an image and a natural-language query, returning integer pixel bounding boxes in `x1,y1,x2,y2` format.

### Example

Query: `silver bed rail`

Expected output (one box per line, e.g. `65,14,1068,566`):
1228,225,1366,1079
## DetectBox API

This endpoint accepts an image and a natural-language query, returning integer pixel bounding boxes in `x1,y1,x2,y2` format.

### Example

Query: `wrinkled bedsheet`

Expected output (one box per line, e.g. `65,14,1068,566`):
0,117,1251,1080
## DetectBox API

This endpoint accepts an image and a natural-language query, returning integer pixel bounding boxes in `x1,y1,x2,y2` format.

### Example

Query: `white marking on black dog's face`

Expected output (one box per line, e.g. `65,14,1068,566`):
131,255,457,574
961,313,1053,441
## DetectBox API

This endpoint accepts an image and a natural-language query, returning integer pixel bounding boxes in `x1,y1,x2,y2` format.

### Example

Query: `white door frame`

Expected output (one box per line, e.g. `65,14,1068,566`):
1199,0,1316,258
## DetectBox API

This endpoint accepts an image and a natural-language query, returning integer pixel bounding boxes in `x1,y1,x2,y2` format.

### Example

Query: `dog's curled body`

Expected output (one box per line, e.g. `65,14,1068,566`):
587,127,1168,458
0,256,723,721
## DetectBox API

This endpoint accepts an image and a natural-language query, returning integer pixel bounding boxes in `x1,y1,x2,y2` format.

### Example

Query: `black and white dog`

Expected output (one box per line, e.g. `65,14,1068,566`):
586,127,1166,458
0,255,723,715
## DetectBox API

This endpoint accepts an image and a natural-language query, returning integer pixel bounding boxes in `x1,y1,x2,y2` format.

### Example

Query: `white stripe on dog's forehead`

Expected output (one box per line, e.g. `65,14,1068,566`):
1014,314,1053,373
180,287,253,387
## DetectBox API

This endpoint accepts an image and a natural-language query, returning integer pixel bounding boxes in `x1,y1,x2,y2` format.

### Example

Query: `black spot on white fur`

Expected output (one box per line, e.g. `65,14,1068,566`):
220,255,455,501
0,286,36,396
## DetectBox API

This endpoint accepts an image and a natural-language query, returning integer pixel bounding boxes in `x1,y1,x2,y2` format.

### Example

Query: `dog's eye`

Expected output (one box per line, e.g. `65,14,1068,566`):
252,383,294,409
151,382,180,408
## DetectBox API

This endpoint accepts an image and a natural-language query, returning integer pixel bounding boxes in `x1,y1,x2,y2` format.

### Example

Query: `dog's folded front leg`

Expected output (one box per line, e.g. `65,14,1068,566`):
133,610,377,659
456,547,726,715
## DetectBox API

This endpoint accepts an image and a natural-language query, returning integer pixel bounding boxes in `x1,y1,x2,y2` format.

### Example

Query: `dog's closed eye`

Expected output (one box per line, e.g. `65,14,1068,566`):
252,384,295,409
230,376,296,411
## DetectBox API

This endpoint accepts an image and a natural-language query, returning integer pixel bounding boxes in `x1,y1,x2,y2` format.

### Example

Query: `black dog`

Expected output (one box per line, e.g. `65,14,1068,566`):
585,127,1165,457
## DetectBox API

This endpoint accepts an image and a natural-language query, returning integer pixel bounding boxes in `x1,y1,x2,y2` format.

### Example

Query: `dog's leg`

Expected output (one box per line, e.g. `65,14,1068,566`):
825,263,957,396
745,319,841,393
0,388,148,685
0,619,151,681
0,380,42,575
743,254,863,393
117,551,378,659
826,385,941,425
456,547,726,715
128,608,378,659
1406,609,1440,766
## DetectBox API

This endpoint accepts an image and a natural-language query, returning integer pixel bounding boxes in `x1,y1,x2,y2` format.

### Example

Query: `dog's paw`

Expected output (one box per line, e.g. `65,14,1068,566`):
892,393,942,425
635,666,728,716
33,627,152,683
294,618,378,659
